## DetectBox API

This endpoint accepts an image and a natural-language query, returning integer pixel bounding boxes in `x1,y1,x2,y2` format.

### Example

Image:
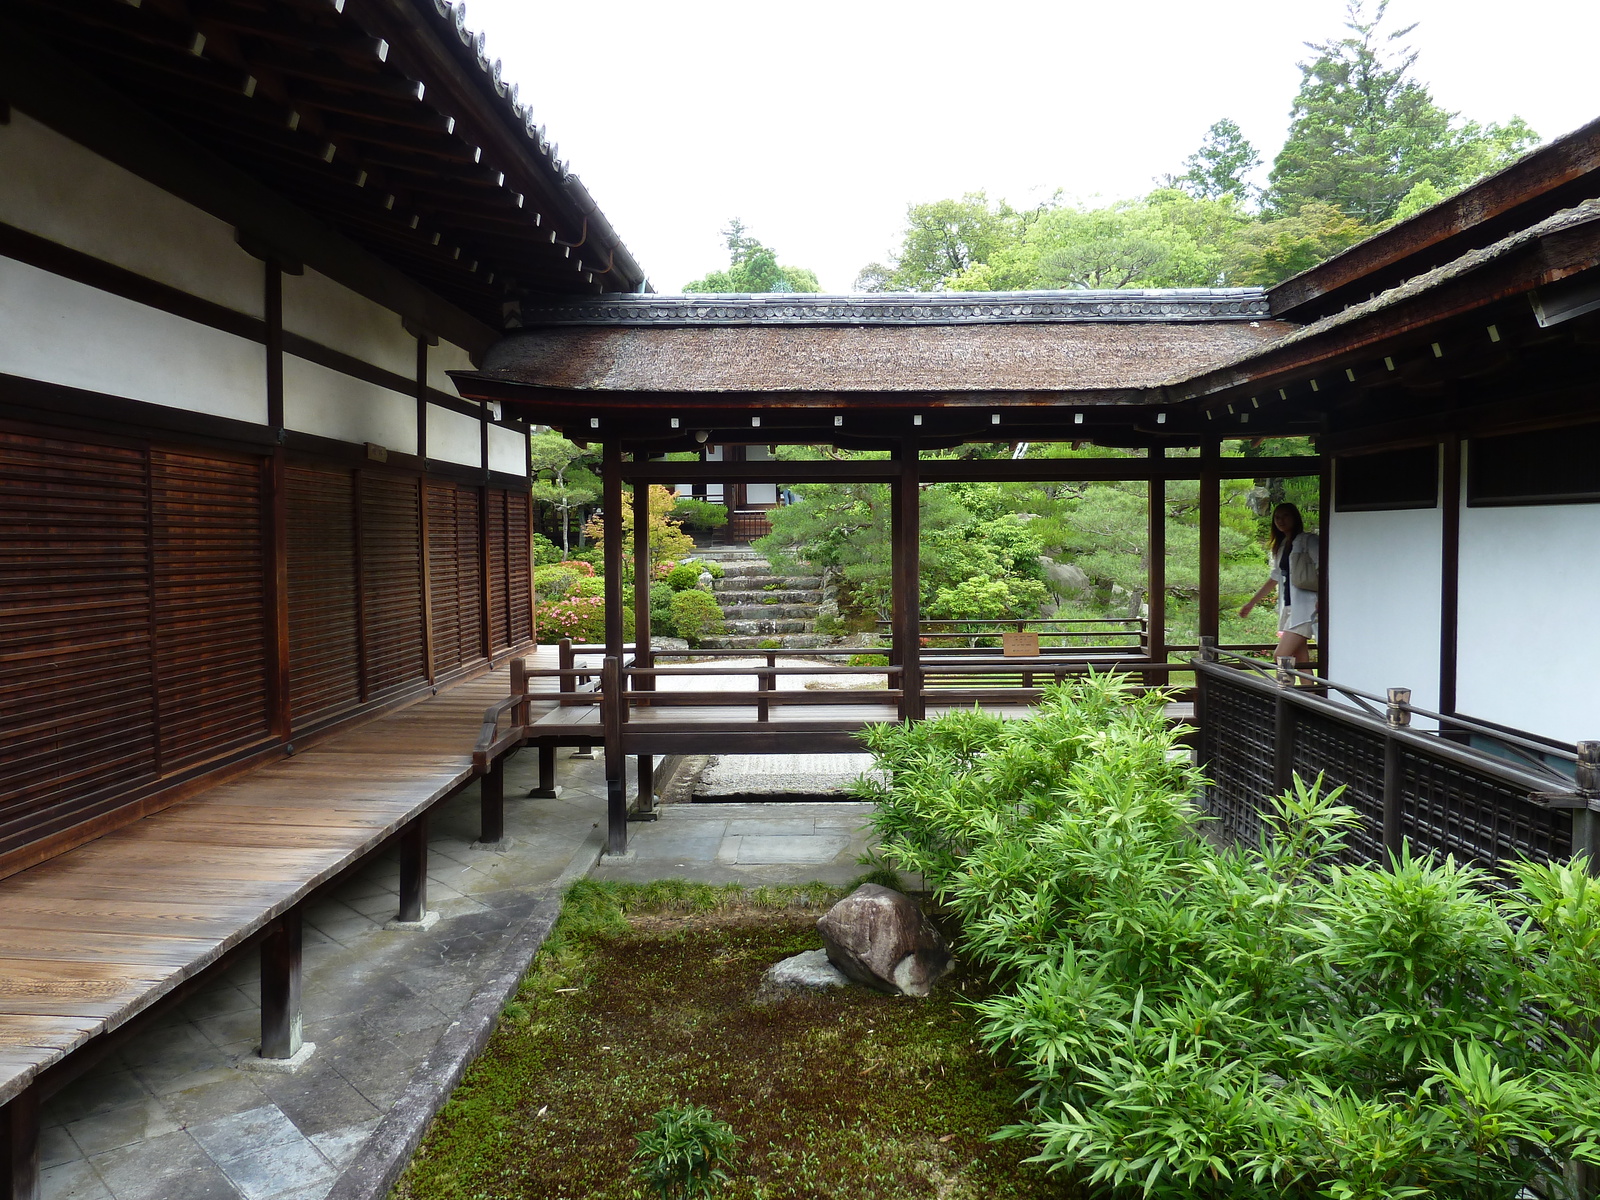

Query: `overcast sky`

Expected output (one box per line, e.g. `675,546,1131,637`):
461,0,1600,293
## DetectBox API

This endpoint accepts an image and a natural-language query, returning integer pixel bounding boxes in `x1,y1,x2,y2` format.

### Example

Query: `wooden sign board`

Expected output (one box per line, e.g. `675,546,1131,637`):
1002,631,1041,657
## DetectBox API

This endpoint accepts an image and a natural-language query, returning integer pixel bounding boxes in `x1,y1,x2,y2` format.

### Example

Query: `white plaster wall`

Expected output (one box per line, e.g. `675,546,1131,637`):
0,113,263,316
282,268,414,378
0,257,266,422
1457,503,1600,744
282,357,416,455
488,424,528,477
428,402,481,467
1327,504,1445,717
427,340,477,394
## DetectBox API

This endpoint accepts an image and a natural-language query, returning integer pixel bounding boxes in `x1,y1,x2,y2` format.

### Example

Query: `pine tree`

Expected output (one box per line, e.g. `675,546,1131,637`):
1179,119,1261,203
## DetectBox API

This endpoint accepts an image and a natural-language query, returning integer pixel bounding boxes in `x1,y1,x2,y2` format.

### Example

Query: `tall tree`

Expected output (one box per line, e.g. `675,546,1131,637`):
683,219,821,293
1267,1,1537,224
527,433,597,554
855,192,1036,292
1178,119,1262,202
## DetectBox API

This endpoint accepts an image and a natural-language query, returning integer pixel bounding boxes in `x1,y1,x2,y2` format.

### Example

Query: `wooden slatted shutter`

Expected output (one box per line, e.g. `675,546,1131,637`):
359,473,427,698
454,484,484,664
151,450,270,771
0,430,157,860
505,489,533,645
486,489,509,653
426,480,463,673
286,464,361,728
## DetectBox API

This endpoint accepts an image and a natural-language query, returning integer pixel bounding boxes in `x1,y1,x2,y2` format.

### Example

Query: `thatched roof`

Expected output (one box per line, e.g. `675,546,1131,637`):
476,294,1290,395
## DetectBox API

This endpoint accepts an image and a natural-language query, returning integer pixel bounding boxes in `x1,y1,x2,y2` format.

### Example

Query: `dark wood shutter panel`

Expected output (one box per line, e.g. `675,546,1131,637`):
359,473,427,698
286,465,360,727
505,489,532,645
454,484,484,663
151,450,270,771
487,489,509,653
426,480,463,672
0,431,157,859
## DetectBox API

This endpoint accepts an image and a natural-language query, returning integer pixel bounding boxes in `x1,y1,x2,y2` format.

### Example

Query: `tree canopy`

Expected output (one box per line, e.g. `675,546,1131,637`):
682,220,821,293
855,3,1537,292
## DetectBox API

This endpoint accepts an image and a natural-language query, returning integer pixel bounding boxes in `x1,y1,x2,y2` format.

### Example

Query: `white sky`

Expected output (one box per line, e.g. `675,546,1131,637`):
461,0,1600,293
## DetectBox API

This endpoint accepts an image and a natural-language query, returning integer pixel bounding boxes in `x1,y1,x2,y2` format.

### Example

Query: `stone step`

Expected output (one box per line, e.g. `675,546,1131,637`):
714,589,822,606
719,604,816,620
701,633,834,650
713,574,822,590
723,618,813,636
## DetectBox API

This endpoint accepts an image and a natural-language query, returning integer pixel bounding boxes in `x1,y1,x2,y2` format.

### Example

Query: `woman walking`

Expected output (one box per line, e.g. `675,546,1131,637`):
1239,502,1319,668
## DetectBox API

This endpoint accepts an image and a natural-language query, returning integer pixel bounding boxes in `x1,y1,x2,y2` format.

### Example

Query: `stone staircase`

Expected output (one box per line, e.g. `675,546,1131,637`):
691,545,830,650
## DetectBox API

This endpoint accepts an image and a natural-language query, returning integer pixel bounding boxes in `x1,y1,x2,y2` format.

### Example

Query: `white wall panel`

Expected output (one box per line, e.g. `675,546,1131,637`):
1327,504,1444,718
0,114,263,316
488,424,527,477
428,403,481,467
0,258,266,423
282,268,414,378
282,356,416,455
1457,503,1600,745
427,340,476,394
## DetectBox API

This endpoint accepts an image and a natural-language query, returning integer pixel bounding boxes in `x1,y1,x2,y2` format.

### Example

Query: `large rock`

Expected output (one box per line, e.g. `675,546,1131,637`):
1040,556,1092,597
756,948,850,1001
817,885,953,998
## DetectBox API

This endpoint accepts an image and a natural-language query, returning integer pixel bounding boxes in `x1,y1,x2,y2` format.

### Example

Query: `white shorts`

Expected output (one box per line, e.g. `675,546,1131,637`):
1278,605,1316,640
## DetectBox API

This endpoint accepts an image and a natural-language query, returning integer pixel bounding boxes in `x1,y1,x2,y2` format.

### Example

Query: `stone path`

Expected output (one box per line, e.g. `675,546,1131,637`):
693,753,885,800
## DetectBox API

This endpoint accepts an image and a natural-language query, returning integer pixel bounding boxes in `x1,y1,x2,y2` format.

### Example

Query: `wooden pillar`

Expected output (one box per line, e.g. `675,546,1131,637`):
263,259,291,742
479,757,504,844
529,744,560,798
260,909,303,1060
1438,436,1461,717
1272,657,1296,795
417,338,437,683
892,440,923,721
1198,437,1221,647
631,476,655,815
1,1086,39,1200
1382,688,1412,862
602,443,627,853
1146,447,1167,668
397,816,428,923
1573,742,1600,873
1317,446,1332,680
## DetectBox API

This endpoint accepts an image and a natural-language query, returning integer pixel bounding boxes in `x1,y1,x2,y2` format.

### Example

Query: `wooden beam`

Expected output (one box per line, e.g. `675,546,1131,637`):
1,1085,40,1200
893,441,924,721
602,445,627,854
396,815,427,923
619,455,1321,485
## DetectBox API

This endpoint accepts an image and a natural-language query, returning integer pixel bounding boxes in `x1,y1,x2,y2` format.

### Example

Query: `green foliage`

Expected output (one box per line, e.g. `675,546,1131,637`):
858,676,1600,1198
664,563,704,593
703,560,725,580
668,589,726,647
633,1105,740,1200
529,531,563,566
528,434,599,555
584,485,696,579
682,219,820,293
855,192,1041,292
1177,118,1261,202
1266,1,1538,224
671,498,729,530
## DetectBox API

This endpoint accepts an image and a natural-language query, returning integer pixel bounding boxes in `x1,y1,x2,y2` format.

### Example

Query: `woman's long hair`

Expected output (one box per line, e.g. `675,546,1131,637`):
1268,503,1305,555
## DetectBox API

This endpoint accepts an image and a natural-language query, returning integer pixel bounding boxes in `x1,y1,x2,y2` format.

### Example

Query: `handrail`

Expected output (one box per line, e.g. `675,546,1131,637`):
1199,650,1578,789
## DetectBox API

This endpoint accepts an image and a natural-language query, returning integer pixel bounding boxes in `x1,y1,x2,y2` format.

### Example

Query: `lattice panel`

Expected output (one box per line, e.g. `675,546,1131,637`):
1289,708,1386,865
1400,749,1571,869
1199,674,1275,845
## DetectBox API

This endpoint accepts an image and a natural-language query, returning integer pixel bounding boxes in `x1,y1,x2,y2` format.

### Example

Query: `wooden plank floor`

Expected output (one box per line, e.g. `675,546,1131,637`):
0,652,552,1108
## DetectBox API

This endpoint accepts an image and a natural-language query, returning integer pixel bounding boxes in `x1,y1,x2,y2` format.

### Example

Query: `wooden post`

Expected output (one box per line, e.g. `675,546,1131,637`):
529,744,559,799
1273,656,1295,795
397,816,428,923
1574,742,1600,872
1382,688,1412,861
632,473,652,688
1198,437,1221,647
265,449,291,741
603,443,624,672
1194,636,1217,787
1317,445,1332,681
602,655,626,855
1438,436,1461,718
1,1085,40,1200
636,755,655,818
892,440,924,721
1146,447,1167,669
758,651,775,722
479,757,504,845
260,909,303,1060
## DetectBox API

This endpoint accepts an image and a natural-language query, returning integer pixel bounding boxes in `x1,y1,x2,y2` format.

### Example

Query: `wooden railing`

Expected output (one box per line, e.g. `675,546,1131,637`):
1195,644,1598,873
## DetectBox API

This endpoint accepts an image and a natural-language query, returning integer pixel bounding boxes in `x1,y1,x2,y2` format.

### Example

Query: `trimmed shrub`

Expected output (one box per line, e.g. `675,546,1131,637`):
670,498,729,531
668,590,726,647
665,563,703,592
529,532,564,566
